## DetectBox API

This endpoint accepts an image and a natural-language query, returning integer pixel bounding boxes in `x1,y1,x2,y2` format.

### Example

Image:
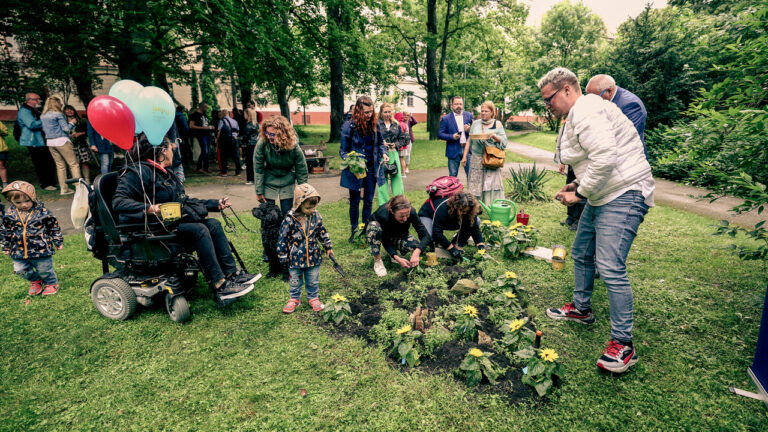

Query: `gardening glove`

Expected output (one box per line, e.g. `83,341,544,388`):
450,248,464,260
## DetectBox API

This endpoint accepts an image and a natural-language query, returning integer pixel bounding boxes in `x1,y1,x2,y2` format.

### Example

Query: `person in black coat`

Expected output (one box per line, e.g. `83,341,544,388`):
112,136,258,306
365,195,430,277
417,191,485,259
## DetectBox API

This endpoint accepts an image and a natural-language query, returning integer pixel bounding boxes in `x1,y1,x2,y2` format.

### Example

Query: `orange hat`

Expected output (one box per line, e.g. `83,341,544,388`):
2,181,38,203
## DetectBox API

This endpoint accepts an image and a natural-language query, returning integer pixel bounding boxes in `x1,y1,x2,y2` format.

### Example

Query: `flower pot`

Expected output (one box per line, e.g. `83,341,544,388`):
354,171,367,179
552,244,567,261
516,213,530,225
425,252,438,267
552,258,565,271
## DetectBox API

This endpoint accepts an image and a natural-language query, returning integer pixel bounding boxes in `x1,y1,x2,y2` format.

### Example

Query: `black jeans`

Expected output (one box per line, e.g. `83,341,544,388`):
348,170,377,229
27,146,57,188
176,218,237,285
219,139,242,175
243,145,255,182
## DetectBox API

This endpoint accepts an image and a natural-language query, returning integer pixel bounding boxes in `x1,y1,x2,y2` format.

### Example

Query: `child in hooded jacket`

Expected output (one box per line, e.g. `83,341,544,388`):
277,183,334,313
1,181,63,295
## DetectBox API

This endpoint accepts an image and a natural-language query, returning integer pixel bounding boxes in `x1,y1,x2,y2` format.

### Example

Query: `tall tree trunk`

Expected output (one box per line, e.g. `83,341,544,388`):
327,3,345,143
425,0,441,140
73,75,95,107
276,79,290,118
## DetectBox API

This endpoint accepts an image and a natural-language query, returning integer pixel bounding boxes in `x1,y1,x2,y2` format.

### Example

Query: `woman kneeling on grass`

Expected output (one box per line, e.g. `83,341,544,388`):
418,191,485,260
365,195,431,277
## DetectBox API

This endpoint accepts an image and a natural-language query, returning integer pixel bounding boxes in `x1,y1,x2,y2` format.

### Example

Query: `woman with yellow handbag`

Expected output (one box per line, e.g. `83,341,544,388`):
461,101,507,206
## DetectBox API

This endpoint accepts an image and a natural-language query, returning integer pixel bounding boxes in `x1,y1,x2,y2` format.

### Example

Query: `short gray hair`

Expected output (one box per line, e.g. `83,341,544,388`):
586,74,616,93
537,67,579,90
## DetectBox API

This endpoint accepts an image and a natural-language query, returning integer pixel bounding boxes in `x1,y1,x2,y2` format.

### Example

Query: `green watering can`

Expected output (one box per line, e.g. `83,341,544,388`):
479,199,518,226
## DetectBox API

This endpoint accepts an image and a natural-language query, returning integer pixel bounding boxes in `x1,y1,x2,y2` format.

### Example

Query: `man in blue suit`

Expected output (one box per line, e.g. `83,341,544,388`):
438,96,474,179
586,74,648,159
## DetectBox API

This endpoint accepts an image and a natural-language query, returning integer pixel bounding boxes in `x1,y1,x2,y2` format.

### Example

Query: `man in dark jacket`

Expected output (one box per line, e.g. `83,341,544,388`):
112,138,259,306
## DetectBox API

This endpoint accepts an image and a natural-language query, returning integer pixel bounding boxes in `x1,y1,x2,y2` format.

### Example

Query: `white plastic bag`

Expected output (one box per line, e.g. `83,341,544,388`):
70,182,90,229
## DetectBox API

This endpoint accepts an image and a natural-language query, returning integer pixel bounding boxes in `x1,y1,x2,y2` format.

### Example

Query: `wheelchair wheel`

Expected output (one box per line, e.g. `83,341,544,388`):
165,293,191,323
91,278,137,321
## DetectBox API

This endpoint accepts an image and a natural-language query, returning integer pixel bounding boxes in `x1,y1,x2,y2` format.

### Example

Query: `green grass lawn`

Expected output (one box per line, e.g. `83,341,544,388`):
511,131,558,152
1,174,766,431
296,124,531,172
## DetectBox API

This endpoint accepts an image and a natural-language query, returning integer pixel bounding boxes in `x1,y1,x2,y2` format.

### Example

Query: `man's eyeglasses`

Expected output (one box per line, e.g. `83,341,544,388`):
599,88,610,98
543,88,562,106
265,132,276,138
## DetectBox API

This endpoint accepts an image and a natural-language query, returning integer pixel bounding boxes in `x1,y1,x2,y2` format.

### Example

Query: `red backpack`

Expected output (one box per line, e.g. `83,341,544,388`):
425,176,464,198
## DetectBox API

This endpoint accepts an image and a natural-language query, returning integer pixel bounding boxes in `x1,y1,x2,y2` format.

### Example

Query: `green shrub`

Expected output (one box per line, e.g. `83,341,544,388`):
368,308,410,348
505,163,549,202
422,326,453,358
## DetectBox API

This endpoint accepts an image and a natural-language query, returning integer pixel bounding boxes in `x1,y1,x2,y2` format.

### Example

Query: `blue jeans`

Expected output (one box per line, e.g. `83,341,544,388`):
13,257,57,285
288,265,320,300
447,156,470,180
571,190,649,343
348,170,377,228
266,198,293,217
98,152,114,175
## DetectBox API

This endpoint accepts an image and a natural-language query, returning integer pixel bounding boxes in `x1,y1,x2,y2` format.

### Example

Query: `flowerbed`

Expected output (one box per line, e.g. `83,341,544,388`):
319,260,564,401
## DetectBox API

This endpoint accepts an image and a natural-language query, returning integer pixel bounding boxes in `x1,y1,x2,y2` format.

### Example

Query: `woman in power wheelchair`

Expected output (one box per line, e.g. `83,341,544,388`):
111,137,260,310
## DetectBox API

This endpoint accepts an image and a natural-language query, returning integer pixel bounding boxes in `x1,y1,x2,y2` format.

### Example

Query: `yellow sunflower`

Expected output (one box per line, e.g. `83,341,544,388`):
539,348,559,362
463,305,478,318
504,291,517,299
477,249,486,256
358,223,365,230
509,230,519,237
508,319,525,332
397,325,412,335
332,294,348,303
491,220,502,227
469,348,484,358
482,219,492,225
505,271,517,279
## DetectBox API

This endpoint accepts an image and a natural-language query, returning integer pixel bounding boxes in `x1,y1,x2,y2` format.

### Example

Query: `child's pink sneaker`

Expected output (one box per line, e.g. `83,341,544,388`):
42,284,59,296
282,298,300,314
28,280,43,296
308,298,325,312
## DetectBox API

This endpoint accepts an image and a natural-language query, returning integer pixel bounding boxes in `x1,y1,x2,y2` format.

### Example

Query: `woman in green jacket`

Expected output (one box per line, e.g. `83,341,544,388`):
253,116,308,215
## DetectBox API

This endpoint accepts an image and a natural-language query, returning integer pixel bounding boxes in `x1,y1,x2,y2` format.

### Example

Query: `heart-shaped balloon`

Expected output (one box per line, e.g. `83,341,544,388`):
132,86,175,145
87,95,136,150
108,79,144,135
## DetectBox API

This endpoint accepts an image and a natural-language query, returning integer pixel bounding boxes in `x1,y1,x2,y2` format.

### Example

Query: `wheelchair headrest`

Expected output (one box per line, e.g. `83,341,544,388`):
93,172,121,244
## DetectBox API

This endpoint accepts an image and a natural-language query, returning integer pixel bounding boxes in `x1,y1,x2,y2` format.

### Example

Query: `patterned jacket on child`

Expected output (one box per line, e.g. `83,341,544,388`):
2,202,63,260
276,183,332,269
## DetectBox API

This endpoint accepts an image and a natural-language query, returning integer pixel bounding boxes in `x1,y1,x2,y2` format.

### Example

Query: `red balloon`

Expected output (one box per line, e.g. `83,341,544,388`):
87,95,136,150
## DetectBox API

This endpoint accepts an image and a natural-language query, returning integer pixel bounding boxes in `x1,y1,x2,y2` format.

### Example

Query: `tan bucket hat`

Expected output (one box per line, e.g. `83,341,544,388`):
2,180,38,203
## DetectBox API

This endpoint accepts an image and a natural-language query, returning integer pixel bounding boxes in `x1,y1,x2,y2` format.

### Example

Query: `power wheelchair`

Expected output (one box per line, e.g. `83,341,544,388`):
82,172,202,323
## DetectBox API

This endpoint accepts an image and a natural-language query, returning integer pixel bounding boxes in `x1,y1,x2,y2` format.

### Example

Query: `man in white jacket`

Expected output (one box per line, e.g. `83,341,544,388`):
539,67,655,374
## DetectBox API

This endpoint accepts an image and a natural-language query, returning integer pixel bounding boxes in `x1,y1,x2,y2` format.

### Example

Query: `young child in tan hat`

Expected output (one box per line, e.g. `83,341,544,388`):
1,181,64,295
276,183,334,313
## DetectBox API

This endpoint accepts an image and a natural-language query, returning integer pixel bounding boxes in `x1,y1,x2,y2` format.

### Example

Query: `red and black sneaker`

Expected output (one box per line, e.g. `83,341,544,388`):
546,302,595,324
597,340,638,373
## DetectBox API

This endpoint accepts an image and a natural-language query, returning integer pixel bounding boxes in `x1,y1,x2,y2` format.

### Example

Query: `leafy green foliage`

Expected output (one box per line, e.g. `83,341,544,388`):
321,294,352,325
390,326,422,368
505,163,550,202
458,349,502,386
368,308,411,348
517,348,564,397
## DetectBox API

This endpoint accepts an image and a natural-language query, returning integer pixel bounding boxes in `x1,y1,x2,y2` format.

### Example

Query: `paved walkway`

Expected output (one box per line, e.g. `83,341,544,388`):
48,142,764,236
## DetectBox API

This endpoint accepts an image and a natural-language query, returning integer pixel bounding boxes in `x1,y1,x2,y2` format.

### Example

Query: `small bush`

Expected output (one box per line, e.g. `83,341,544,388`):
505,163,549,202
368,308,410,348
422,326,453,358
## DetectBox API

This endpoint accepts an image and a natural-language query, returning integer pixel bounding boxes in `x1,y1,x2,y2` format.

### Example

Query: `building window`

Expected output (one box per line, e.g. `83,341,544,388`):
406,92,414,107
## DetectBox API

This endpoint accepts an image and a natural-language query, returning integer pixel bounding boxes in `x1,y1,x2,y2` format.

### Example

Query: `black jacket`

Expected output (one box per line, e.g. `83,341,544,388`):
370,206,430,256
378,120,408,150
112,161,219,224
418,198,483,248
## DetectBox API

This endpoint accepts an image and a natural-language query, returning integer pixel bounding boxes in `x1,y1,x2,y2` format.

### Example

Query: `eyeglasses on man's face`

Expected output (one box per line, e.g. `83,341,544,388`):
265,132,276,138
543,87,562,106
599,88,610,98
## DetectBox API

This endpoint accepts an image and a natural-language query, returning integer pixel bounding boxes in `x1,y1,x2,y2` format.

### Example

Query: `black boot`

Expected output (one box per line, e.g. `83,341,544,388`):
348,226,357,243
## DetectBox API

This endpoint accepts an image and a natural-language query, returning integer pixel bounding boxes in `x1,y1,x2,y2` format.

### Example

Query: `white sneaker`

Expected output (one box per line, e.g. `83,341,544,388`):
405,168,409,174
373,258,387,277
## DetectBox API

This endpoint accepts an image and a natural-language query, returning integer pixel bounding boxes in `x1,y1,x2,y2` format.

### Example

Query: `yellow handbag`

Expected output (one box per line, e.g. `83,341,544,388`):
481,121,505,169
